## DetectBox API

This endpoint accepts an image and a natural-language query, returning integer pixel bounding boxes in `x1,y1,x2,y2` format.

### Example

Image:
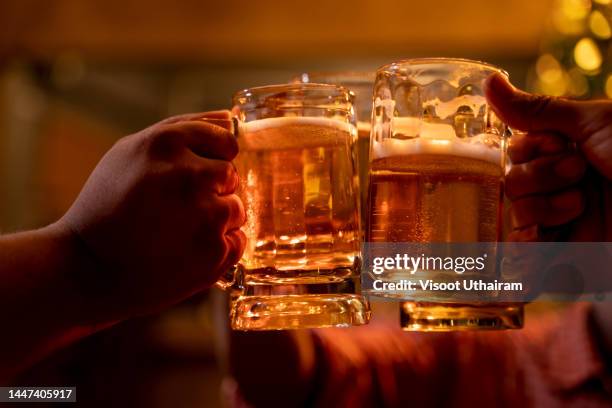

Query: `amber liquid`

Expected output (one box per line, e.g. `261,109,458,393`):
368,154,503,243
367,153,523,330
231,118,370,330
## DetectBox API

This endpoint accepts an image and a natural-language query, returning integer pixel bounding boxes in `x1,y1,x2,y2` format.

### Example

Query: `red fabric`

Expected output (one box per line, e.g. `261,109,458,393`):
309,303,610,407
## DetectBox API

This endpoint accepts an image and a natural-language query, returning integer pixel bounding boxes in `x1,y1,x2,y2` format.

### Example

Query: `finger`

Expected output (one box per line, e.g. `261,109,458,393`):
161,110,231,124
158,121,238,161
484,73,588,141
508,132,569,164
222,229,247,270
215,194,247,232
195,158,239,196
506,153,587,199
509,188,585,229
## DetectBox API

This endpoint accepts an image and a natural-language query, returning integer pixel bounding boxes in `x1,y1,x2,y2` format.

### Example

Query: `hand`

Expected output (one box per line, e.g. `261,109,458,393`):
485,74,612,242
56,110,246,322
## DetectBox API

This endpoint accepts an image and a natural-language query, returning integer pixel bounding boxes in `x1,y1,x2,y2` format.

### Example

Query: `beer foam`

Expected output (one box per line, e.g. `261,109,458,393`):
241,116,354,134
372,118,501,164
239,116,356,151
372,136,501,165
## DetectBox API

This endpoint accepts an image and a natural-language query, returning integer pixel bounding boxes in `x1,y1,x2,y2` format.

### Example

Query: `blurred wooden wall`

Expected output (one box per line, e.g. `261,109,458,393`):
0,0,553,62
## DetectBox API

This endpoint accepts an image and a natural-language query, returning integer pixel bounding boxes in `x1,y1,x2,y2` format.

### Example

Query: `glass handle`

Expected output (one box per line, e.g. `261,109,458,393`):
215,265,243,292
199,117,243,293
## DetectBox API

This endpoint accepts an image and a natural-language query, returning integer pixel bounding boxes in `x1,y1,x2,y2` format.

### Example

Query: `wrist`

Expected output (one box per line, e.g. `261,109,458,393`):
43,220,118,328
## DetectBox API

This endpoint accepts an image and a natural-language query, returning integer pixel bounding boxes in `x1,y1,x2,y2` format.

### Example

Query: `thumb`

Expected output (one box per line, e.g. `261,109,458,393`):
484,73,588,142
486,73,612,179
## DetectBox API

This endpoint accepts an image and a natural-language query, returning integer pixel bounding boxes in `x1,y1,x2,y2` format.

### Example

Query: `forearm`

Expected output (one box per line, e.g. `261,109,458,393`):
0,222,113,382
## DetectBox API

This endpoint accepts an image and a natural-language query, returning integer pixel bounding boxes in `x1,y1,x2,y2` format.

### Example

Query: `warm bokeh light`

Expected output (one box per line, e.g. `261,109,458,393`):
532,0,612,97
536,54,564,82
574,37,602,71
534,54,570,96
563,0,592,18
553,0,592,34
605,73,612,96
589,9,612,38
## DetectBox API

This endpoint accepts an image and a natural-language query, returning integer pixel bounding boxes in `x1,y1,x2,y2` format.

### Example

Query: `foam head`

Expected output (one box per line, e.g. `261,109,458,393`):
239,117,357,151
372,119,502,165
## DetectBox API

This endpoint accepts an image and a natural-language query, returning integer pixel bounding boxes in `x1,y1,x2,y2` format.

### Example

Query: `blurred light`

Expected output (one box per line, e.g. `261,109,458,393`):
533,53,570,96
536,54,563,83
562,0,592,19
567,68,590,95
605,74,612,97
553,0,592,34
536,75,568,96
589,10,612,38
594,0,611,4
574,37,602,71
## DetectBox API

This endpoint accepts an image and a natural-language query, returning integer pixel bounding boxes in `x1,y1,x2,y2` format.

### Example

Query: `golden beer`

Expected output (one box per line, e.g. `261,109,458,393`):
237,117,360,276
368,152,503,244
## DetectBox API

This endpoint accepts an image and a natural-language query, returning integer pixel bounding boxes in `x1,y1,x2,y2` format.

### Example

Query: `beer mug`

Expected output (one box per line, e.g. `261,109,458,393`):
367,58,523,330
224,83,370,330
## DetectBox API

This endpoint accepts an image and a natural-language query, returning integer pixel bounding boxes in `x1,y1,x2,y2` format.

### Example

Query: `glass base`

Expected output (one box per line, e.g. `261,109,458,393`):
400,302,524,331
231,294,370,330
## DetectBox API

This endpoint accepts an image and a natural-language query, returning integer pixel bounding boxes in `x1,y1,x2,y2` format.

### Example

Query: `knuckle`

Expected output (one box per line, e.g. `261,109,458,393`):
232,195,247,225
215,161,238,192
221,161,237,181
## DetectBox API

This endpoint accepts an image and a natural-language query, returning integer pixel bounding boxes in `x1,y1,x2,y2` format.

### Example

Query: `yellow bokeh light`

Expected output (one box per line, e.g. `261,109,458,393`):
605,74,612,97
536,54,563,83
537,77,568,96
561,0,592,19
553,0,591,34
594,0,611,4
589,10,612,38
574,37,602,71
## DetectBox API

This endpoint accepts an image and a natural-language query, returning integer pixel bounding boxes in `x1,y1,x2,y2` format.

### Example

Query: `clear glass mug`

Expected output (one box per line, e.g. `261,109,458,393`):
367,58,523,330
218,82,371,330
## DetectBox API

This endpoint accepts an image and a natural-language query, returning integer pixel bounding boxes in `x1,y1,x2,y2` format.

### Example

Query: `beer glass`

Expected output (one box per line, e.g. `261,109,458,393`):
228,83,370,330
367,58,523,330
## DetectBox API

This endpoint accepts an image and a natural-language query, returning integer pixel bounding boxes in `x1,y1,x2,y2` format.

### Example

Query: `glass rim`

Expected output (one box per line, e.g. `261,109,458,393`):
376,57,509,78
232,82,352,103
297,71,376,83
